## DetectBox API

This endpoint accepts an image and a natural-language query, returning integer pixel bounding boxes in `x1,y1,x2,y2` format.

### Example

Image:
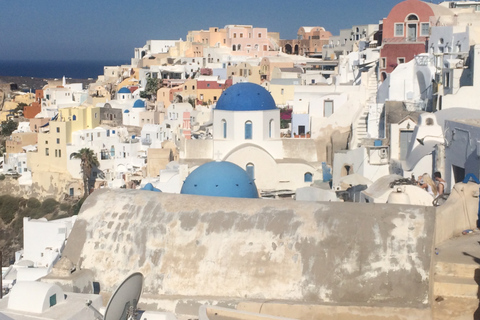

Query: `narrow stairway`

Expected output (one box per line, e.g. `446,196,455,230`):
432,232,480,319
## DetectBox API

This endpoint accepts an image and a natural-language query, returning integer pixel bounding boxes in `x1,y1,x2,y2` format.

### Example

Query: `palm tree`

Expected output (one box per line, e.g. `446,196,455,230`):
70,148,100,198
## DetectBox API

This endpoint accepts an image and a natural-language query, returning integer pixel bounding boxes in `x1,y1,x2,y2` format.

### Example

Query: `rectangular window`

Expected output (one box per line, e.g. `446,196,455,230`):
444,71,450,88
395,23,404,37
97,132,100,137
58,150,61,157
400,131,413,160
55,149,58,157
397,57,405,64
381,58,387,69
56,127,60,133
240,33,243,38
45,148,49,156
49,294,56,307
56,138,60,144
324,100,334,117
258,33,262,38
420,23,430,36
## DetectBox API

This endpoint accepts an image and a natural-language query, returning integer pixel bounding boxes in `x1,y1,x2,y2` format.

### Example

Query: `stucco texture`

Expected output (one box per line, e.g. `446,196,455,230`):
60,189,435,312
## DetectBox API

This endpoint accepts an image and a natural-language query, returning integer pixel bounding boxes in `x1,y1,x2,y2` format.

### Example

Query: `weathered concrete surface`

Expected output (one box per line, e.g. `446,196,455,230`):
435,182,479,245
54,188,435,317
238,302,432,320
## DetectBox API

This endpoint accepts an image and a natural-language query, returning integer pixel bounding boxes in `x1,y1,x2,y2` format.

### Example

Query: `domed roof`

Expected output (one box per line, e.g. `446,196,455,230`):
181,161,259,198
124,109,130,113
141,183,161,192
133,99,145,108
118,87,131,94
215,82,277,111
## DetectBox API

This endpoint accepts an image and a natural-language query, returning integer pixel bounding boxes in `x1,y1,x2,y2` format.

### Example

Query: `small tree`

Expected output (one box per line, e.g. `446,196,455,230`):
140,76,159,100
15,102,27,113
1,120,18,136
70,148,100,198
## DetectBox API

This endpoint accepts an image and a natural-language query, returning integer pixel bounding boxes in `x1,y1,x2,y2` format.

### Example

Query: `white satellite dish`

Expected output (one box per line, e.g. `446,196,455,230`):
103,272,144,320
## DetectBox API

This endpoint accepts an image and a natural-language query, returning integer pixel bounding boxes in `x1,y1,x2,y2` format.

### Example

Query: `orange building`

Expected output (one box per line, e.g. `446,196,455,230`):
24,90,43,119
279,27,332,57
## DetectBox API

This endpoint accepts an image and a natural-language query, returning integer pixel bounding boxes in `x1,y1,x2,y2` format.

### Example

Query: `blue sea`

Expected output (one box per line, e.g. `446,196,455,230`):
0,60,129,79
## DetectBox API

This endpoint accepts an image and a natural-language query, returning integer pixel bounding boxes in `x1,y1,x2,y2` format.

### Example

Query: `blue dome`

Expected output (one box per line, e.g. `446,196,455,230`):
118,87,131,94
181,161,259,198
124,109,130,113
133,99,145,108
216,82,276,111
141,183,161,192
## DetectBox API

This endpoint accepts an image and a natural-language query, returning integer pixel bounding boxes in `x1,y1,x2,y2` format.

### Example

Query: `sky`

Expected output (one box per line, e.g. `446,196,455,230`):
1,0,416,62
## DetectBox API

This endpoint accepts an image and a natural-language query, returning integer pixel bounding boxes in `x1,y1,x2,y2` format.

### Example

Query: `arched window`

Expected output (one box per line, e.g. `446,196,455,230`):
72,115,77,121
246,163,255,181
222,119,227,139
269,119,274,138
237,44,241,51
245,121,252,139
232,45,236,51
407,14,419,21
304,172,313,183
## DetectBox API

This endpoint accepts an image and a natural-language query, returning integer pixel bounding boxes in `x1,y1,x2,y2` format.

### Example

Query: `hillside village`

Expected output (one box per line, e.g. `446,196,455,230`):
0,0,478,204
1,0,480,319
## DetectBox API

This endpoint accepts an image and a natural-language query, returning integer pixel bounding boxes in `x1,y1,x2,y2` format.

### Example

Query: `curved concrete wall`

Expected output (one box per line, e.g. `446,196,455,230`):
60,189,435,311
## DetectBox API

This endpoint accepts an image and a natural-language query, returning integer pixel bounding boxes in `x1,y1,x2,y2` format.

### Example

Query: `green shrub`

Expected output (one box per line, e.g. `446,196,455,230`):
59,203,71,212
72,198,85,215
40,198,59,215
26,197,41,209
0,195,20,224
0,174,5,181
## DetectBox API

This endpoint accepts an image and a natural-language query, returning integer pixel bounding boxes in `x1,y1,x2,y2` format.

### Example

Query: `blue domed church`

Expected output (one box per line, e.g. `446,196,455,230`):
181,82,318,192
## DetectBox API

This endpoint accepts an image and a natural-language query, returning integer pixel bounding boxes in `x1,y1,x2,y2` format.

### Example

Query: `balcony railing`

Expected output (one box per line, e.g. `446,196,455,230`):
141,138,152,145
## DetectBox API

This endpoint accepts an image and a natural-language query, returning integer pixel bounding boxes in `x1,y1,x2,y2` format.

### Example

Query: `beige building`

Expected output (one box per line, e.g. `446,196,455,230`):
227,62,262,84
139,110,163,126
260,57,294,81
5,132,37,156
146,148,174,177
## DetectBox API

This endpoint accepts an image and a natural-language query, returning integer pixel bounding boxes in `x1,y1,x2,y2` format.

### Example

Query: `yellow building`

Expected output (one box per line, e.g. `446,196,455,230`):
187,27,227,48
227,62,262,84
14,93,35,105
269,80,297,105
59,105,102,136
28,105,101,199
182,79,197,101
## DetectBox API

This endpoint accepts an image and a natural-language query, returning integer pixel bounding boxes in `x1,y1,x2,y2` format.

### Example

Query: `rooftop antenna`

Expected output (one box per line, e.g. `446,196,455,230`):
87,272,144,320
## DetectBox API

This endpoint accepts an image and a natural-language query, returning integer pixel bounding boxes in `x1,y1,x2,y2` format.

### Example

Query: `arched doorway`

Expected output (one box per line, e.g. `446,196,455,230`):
285,44,292,54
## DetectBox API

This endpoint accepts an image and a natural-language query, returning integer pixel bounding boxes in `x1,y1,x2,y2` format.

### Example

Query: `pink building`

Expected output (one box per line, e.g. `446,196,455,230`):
225,25,277,57
380,0,452,76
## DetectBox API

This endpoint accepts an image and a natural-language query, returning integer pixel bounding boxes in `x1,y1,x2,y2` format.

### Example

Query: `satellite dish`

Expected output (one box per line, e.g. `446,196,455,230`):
103,272,144,320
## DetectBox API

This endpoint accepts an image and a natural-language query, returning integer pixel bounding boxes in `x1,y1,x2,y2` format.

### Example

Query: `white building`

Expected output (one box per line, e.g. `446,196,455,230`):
182,82,319,192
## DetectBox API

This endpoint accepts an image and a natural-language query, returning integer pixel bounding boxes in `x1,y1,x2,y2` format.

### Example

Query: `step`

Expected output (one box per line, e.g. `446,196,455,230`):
434,275,479,298
432,296,480,320
435,261,479,278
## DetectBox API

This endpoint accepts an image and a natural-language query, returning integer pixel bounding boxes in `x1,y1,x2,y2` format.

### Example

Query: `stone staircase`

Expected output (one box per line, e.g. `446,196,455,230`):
350,67,378,148
432,233,480,319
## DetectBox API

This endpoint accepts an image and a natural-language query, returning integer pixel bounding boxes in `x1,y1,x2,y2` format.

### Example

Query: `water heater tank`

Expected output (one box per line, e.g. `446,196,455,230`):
387,187,411,204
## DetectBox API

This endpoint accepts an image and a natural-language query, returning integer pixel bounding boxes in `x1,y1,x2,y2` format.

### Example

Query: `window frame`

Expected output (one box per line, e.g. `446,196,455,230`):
394,23,404,37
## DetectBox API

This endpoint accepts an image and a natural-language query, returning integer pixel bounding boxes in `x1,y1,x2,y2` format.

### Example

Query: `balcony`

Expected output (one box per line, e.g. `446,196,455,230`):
383,36,427,45
142,138,152,145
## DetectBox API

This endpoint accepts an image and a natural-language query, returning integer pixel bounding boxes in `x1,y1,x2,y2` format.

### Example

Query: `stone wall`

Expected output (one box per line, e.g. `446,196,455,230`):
57,189,435,317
